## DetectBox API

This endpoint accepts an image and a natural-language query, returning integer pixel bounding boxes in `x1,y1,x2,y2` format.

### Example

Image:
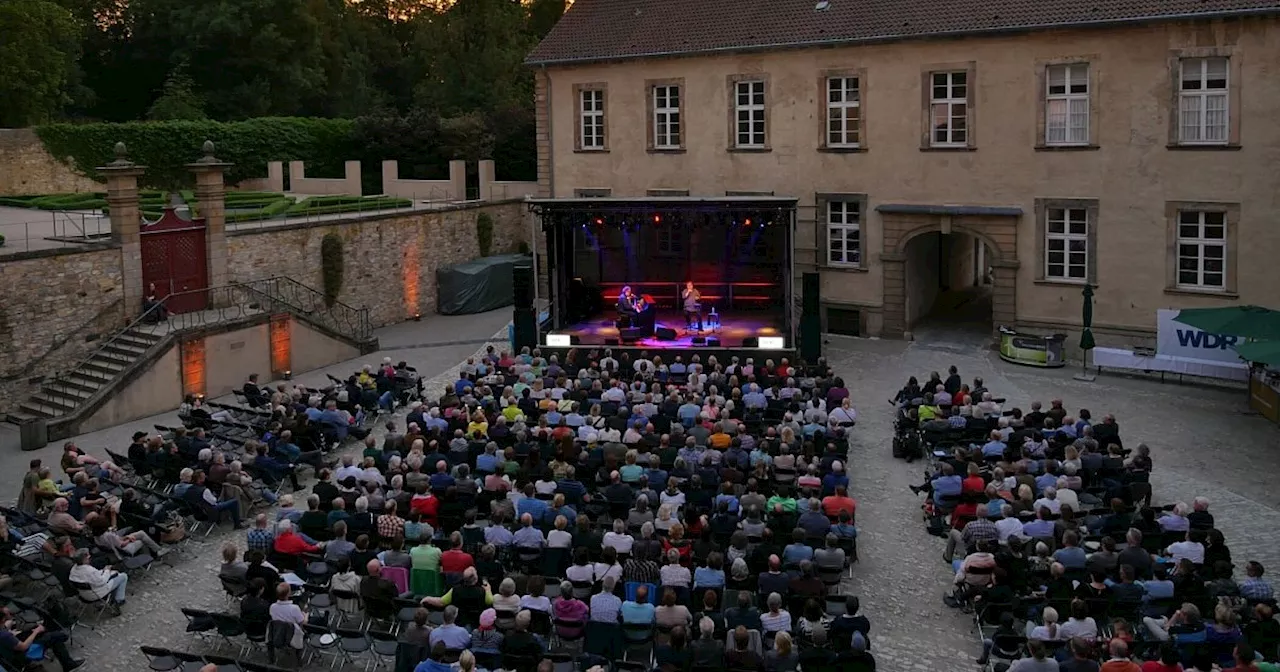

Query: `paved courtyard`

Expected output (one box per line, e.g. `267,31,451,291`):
3,317,1277,671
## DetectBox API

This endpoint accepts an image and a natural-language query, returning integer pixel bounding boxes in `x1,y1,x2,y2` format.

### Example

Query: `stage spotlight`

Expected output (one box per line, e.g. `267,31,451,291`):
745,218,752,226
594,217,603,225
653,214,661,223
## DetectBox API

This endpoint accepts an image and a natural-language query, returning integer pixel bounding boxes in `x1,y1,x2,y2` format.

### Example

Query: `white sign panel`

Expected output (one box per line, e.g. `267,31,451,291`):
1156,308,1242,363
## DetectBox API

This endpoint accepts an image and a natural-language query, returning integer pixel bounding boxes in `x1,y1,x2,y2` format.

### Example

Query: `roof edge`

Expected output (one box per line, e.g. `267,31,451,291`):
525,7,1280,66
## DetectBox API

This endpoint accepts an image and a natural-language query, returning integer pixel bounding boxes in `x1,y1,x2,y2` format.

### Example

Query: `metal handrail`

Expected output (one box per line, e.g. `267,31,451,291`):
232,277,373,342
42,277,371,399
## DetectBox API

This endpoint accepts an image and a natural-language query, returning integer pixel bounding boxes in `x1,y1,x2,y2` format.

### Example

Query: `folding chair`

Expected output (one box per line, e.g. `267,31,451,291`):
335,628,372,669
140,645,180,671
210,612,248,655
180,607,218,647
171,650,208,672
301,622,342,668
68,580,114,626
201,653,242,672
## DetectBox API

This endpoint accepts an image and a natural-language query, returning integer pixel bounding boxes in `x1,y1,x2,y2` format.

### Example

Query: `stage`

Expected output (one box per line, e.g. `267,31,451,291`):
560,308,784,349
523,196,806,360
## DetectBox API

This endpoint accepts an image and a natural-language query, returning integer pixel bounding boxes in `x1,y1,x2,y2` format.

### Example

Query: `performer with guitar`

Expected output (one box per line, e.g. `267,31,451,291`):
682,281,702,332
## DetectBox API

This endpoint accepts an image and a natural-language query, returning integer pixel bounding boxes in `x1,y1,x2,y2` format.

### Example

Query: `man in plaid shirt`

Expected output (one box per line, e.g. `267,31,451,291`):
1240,561,1274,601
245,514,275,555
944,503,1001,563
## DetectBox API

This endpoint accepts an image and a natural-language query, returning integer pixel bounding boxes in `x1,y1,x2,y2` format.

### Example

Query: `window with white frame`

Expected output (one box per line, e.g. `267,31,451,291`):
579,89,605,149
652,85,681,149
1046,64,1089,145
1045,207,1089,281
1176,210,1227,289
930,71,968,146
1179,57,1229,144
827,200,861,266
826,76,860,147
734,80,766,148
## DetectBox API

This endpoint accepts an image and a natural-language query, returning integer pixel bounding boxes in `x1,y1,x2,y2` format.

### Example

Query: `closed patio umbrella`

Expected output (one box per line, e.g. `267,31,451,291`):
1235,340,1280,367
1077,284,1096,379
1174,305,1280,341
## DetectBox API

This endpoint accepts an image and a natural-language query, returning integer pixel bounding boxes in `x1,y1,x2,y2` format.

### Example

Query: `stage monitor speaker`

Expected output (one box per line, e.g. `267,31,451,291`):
512,263,534,309
705,337,720,347
692,336,706,346
742,337,759,348
513,307,537,351
802,272,820,314
655,327,677,341
619,327,648,342
801,271,822,362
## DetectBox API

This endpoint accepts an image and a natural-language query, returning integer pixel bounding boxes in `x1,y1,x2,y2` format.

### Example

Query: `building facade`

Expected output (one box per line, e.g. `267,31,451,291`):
527,1,1280,347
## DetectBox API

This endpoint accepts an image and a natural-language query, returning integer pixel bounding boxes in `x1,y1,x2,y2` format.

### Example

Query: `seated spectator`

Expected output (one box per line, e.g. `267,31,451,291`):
725,625,763,671
693,552,726,590
655,588,692,643
759,592,792,634
1100,638,1140,672
589,576,623,623
622,585,657,625
268,582,307,650
513,513,545,549
273,520,321,556
499,610,544,658
471,609,503,653
691,616,724,667
547,515,573,548
764,630,798,672
69,548,128,609
661,548,692,588
1058,599,1099,642
552,580,587,637
428,605,472,651
781,528,815,566
0,605,84,671
724,589,762,631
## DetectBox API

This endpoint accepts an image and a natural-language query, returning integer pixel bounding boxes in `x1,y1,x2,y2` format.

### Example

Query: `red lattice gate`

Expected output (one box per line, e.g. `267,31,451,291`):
141,208,208,314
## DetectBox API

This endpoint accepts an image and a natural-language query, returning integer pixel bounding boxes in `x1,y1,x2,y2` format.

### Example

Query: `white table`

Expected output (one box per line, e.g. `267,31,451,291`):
1092,347,1249,382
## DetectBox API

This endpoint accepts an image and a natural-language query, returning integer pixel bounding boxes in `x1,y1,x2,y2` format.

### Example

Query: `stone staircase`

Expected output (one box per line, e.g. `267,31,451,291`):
3,276,378,439
8,327,164,422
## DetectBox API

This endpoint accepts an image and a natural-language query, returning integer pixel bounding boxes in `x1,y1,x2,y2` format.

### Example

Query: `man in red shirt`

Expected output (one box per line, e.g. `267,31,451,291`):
961,463,985,495
439,531,474,574
1099,639,1141,672
273,520,321,556
409,486,439,526
821,486,856,518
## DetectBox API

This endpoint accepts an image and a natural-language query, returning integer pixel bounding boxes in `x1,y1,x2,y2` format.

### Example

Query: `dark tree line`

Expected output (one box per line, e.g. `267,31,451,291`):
2,0,565,179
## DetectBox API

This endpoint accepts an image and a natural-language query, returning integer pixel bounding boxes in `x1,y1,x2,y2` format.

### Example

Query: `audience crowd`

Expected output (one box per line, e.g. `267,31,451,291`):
899,367,1280,671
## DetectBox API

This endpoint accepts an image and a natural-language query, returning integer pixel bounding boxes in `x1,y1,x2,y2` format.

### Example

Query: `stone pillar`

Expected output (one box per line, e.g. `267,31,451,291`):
478,159,496,201
989,259,1020,334
448,160,467,201
187,141,232,293
266,161,284,192
880,252,907,338
97,142,146,318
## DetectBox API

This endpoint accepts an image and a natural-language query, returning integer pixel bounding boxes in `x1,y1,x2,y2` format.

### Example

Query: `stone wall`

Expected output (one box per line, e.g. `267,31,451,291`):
0,247,126,413
227,199,530,327
0,129,103,196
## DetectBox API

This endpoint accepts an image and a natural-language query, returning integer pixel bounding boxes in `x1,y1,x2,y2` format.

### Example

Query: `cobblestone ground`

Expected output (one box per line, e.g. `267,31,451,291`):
9,329,1279,671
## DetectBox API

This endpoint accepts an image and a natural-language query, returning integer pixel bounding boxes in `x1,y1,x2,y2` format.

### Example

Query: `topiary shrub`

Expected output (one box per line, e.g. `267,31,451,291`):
320,233,344,307
476,213,494,257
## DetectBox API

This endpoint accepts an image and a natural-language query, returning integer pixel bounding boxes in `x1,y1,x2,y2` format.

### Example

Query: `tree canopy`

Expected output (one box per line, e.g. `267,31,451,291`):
8,0,568,181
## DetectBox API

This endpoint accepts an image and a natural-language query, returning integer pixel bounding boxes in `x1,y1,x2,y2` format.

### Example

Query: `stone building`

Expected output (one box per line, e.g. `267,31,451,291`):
526,0,1280,345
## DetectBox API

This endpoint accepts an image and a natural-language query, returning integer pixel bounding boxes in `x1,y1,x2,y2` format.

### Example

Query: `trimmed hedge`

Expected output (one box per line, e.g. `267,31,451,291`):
286,195,412,217
35,117,357,190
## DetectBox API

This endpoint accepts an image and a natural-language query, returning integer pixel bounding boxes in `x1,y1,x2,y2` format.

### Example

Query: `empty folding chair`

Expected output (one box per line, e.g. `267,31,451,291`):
140,645,180,672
